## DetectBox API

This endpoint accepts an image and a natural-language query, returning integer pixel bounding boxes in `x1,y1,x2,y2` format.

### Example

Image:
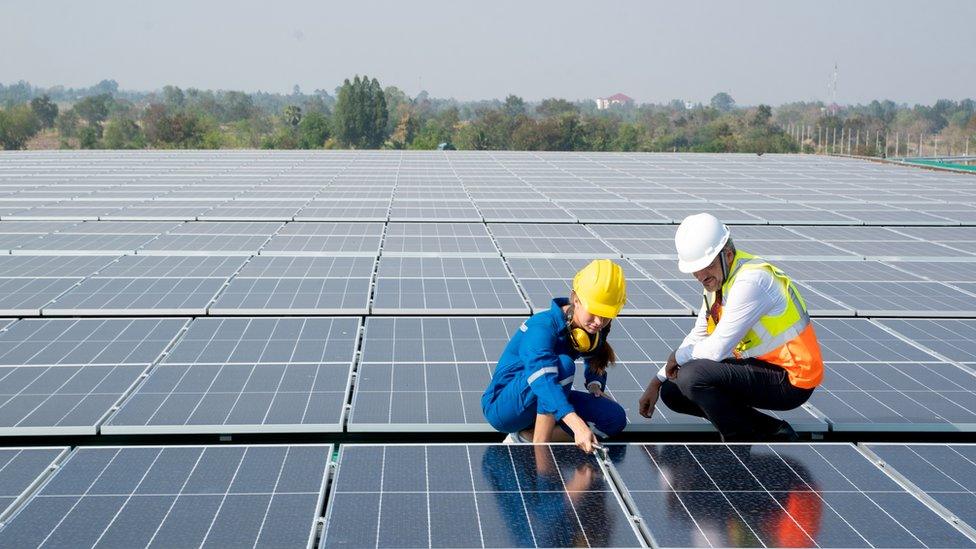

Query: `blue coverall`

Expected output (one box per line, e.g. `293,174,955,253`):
481,298,627,438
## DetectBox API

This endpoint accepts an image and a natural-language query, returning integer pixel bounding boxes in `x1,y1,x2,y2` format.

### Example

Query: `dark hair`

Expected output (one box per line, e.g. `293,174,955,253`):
566,298,617,376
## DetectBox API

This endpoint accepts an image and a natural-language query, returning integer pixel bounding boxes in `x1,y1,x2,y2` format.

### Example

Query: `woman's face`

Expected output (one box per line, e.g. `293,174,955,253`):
572,294,610,334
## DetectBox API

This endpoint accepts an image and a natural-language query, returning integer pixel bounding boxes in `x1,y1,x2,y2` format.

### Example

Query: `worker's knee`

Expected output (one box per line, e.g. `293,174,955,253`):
592,399,627,438
674,359,720,395
659,379,684,409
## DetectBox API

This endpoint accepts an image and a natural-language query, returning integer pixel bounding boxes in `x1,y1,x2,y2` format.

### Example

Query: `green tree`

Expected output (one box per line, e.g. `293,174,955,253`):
102,117,145,149
162,86,185,109
283,105,302,127
751,104,772,127
74,94,112,126
78,126,100,149
141,103,210,148
0,105,42,150
297,111,330,148
536,98,578,117
710,92,736,113
333,75,388,148
30,95,59,128
55,109,80,138
503,95,526,118
221,91,256,122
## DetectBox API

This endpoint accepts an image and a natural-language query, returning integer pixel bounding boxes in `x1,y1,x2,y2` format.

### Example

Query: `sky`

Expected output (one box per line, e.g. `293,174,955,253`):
2,0,974,105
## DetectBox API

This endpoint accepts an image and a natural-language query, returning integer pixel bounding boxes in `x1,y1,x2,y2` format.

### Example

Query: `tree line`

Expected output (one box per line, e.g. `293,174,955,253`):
1,78,973,155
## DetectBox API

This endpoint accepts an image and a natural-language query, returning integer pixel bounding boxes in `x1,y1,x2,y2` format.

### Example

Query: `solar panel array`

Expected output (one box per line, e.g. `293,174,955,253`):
1,150,975,546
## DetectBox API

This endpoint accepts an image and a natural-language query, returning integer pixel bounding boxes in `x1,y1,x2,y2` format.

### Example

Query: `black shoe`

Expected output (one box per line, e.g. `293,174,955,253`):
768,421,799,442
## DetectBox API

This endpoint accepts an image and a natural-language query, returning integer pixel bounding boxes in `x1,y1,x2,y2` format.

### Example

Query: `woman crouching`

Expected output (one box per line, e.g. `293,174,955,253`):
482,259,628,452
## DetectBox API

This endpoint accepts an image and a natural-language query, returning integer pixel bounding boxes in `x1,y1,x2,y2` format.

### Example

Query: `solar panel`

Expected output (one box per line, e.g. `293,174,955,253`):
609,443,976,548
212,278,370,315
383,222,498,257
554,200,667,223
813,318,940,362
0,318,187,434
94,255,246,278
0,447,68,522
199,201,305,221
878,319,976,364
13,233,159,255
389,200,482,221
295,200,390,221
863,444,976,535
772,259,923,282
0,278,79,316
886,261,976,282
43,277,226,316
261,222,383,256
350,317,522,431
476,200,576,223
138,233,271,256
0,445,330,548
103,317,358,433
321,444,644,547
169,221,282,236
0,256,116,278
811,361,976,430
805,281,976,316
373,257,528,314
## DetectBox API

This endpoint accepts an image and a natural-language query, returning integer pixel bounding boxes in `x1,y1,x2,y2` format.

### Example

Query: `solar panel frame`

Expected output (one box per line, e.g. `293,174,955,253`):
320,444,646,548
861,443,976,539
608,442,976,548
0,447,69,524
42,277,227,316
0,444,332,548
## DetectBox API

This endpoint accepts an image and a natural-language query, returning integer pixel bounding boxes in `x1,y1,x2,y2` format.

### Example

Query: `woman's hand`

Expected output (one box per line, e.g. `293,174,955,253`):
562,412,598,453
587,383,604,398
639,378,662,418
573,425,598,453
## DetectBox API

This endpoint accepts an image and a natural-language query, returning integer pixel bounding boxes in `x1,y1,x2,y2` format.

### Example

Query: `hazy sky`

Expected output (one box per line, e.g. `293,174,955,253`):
2,0,974,105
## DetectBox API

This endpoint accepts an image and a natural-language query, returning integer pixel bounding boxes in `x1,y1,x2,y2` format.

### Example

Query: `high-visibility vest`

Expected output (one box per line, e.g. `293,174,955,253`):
704,250,824,389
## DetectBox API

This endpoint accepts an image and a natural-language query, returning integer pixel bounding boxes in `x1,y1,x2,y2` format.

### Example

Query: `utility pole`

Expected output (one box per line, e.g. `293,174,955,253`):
907,134,911,157
894,132,899,158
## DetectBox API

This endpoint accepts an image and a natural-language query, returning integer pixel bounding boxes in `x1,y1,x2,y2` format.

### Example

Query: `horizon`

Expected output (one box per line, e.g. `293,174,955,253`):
3,0,974,105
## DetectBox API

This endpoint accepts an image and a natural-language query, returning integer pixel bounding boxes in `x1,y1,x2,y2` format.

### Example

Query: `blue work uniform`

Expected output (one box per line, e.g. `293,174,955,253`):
481,298,627,438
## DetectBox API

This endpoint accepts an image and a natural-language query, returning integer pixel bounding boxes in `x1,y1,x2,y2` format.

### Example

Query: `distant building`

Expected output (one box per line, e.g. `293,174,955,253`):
596,93,634,110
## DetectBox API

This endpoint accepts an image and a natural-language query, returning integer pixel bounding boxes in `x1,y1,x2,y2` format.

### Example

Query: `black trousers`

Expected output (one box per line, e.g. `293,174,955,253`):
659,358,814,441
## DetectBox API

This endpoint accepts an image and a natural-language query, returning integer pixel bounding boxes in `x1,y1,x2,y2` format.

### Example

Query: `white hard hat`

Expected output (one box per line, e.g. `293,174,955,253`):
674,213,731,273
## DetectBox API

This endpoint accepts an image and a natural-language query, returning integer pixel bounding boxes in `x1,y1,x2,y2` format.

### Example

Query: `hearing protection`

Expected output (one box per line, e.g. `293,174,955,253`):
568,326,600,353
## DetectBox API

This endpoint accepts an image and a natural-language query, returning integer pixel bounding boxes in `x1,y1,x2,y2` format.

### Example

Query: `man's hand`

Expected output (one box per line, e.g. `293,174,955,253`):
665,350,680,380
638,378,662,418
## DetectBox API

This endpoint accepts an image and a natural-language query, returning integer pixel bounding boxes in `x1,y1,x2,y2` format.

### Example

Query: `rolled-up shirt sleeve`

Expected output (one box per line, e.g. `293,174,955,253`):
674,269,783,365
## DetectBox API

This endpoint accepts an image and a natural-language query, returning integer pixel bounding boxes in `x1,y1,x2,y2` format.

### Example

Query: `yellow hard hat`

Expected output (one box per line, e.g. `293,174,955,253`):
572,259,626,318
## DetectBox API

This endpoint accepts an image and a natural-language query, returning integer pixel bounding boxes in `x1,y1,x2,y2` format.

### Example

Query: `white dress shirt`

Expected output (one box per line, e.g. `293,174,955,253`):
656,268,786,382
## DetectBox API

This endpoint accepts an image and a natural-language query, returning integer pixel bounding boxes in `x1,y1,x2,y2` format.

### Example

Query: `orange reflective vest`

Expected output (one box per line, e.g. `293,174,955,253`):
704,251,824,389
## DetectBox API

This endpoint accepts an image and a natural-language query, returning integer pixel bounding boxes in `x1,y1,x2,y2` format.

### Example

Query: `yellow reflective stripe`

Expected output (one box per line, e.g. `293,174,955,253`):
737,319,808,358
709,250,813,357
